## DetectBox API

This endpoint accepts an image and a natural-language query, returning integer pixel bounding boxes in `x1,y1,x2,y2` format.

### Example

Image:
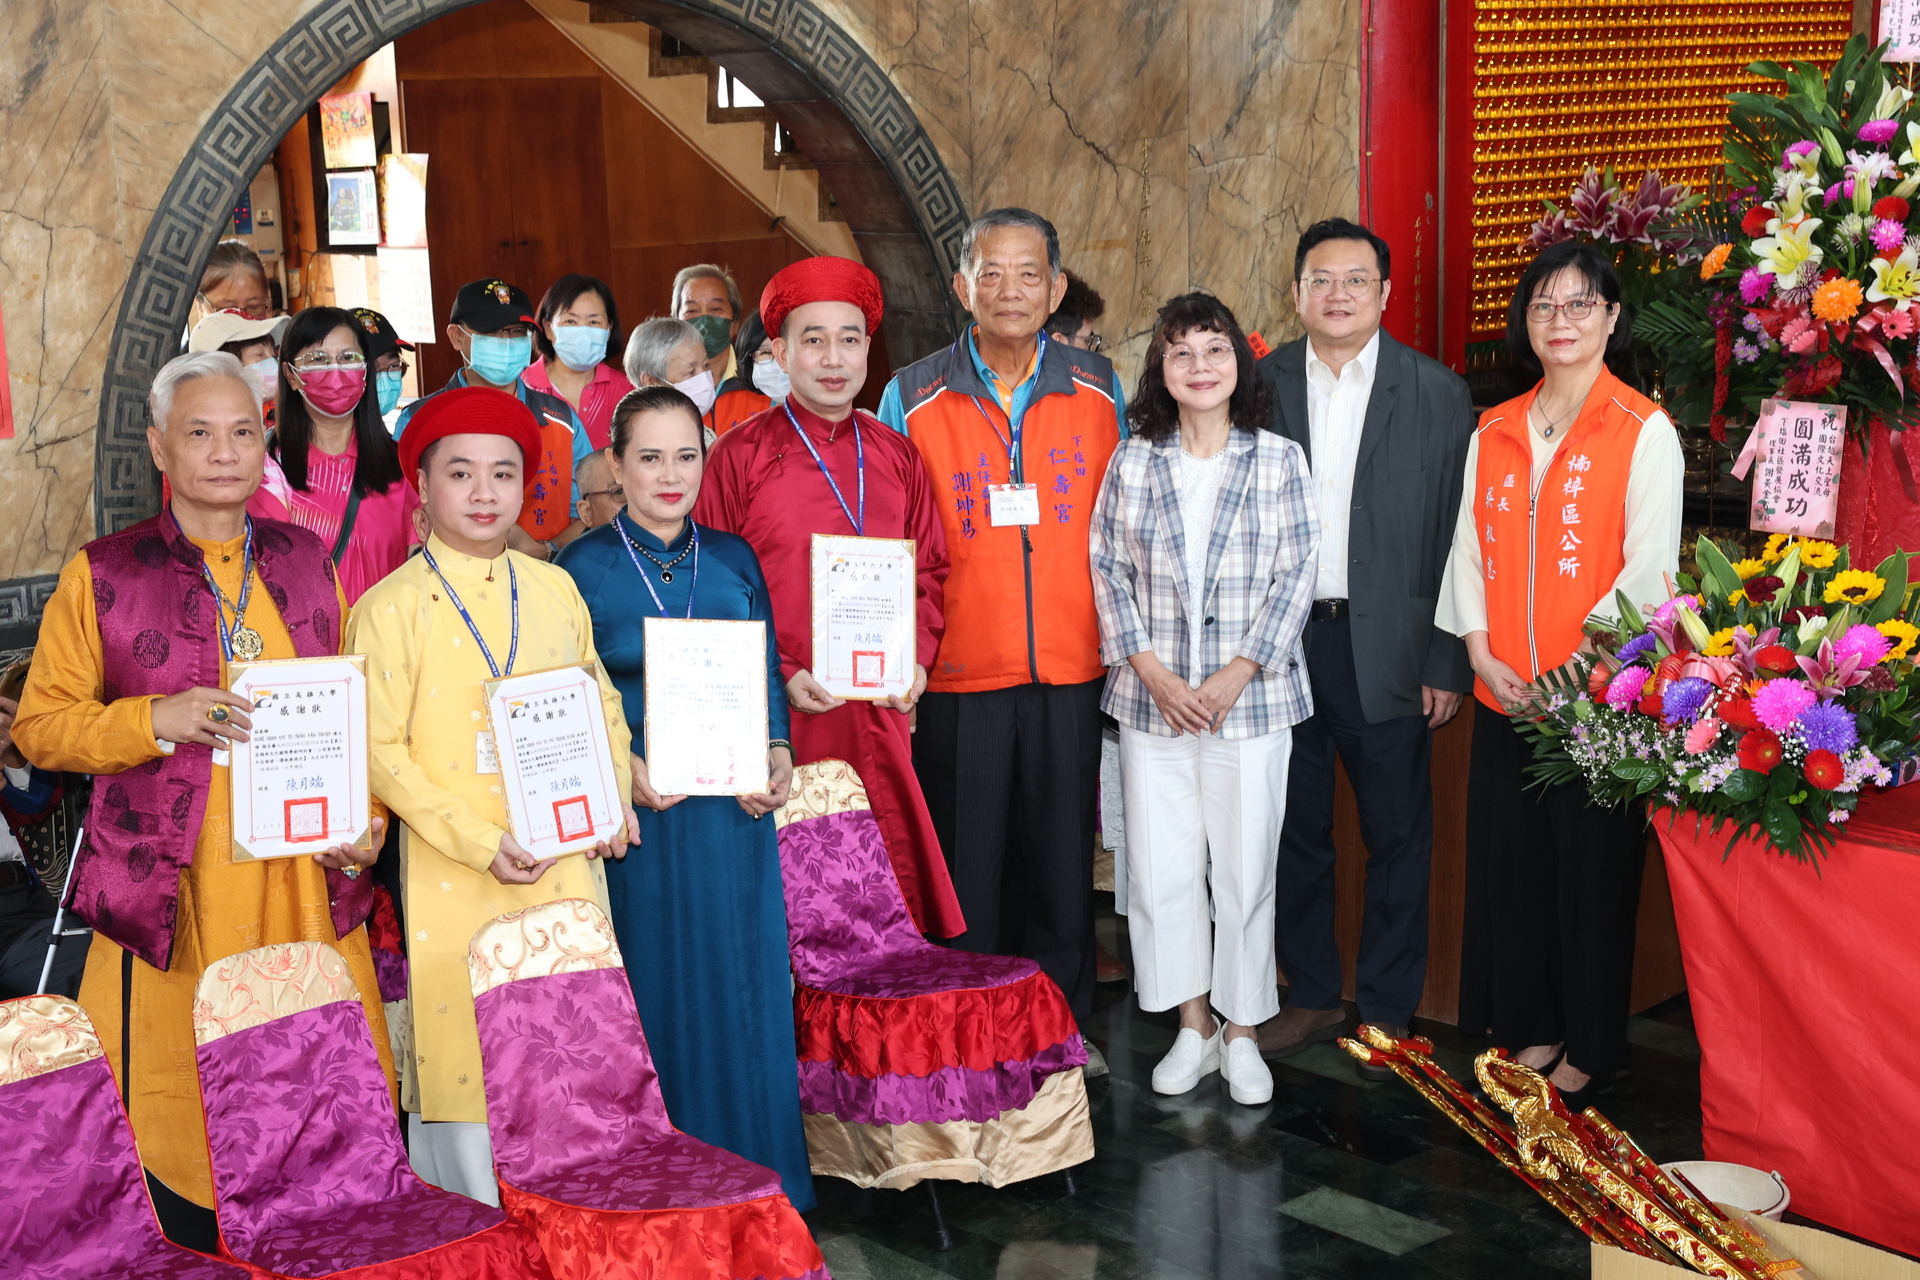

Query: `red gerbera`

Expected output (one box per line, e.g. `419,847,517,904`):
1719,695,1761,730
1804,748,1844,790
1741,205,1774,237
1874,196,1910,223
1754,645,1798,674
1638,690,1665,716
1737,730,1784,773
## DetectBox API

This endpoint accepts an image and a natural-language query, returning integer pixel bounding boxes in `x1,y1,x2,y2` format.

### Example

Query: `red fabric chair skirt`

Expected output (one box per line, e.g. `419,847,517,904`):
793,969,1079,1079
217,1219,551,1279
499,1181,827,1280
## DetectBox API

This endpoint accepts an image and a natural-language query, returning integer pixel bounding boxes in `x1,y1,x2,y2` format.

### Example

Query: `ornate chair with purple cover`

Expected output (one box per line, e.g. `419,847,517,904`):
191,941,552,1279
467,898,829,1280
774,760,1094,1190
0,994,260,1280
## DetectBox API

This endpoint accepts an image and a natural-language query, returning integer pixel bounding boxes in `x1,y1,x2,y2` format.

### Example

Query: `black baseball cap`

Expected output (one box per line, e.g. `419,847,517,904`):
349,307,415,360
450,278,537,333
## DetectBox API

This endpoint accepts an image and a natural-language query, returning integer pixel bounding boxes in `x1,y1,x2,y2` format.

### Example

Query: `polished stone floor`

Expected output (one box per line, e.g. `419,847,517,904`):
801,904,1710,1279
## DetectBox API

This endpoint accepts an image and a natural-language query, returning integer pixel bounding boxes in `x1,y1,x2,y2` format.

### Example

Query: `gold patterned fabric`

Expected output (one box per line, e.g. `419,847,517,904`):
0,996,103,1086
773,758,871,830
193,942,360,1046
467,899,623,999
799,1067,1095,1191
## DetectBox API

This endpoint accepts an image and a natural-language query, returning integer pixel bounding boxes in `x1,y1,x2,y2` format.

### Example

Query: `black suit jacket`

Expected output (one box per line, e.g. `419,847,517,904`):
1258,331,1474,723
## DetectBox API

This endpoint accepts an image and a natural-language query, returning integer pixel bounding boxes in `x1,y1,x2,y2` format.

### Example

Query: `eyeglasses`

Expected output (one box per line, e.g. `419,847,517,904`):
579,485,625,501
291,350,367,369
1303,275,1378,297
1163,342,1236,370
1526,299,1605,323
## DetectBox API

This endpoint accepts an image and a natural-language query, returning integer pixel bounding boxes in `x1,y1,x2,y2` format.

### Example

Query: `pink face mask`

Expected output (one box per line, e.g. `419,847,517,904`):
294,365,367,417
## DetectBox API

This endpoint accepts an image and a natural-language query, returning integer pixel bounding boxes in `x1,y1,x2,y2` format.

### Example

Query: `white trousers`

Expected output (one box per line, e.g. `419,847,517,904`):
1118,723,1291,1028
408,1115,500,1207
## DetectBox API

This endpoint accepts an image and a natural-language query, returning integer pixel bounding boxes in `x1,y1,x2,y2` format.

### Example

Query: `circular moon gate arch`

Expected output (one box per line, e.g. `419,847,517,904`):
94,0,968,535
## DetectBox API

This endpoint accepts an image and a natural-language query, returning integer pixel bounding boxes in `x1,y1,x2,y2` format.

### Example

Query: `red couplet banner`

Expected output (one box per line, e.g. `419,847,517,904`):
1655,789,1920,1257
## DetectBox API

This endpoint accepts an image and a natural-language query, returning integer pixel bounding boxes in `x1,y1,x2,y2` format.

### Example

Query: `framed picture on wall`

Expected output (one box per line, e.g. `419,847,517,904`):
326,171,380,246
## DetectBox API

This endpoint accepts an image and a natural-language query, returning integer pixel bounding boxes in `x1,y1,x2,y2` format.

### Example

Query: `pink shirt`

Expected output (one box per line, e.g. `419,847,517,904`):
250,440,421,603
522,358,634,452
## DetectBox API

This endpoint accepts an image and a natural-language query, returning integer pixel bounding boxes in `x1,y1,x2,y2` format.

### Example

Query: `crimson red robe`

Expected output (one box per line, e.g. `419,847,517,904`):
695,400,967,938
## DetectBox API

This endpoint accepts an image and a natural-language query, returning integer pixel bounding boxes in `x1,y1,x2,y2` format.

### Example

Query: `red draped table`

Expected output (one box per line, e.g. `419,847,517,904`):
1656,787,1920,1257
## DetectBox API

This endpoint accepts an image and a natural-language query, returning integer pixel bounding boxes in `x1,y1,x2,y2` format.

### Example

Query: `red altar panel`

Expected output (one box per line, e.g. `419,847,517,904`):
1656,790,1920,1258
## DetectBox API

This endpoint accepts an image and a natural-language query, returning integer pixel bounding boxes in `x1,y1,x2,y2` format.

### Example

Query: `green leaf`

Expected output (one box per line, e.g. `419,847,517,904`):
1721,769,1767,802
1763,799,1803,853
1768,764,1799,799
1615,591,1647,637
1694,536,1744,603
1867,552,1911,625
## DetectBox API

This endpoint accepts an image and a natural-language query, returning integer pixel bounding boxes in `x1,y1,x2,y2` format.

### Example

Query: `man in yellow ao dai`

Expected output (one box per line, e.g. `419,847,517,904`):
346,385,635,1203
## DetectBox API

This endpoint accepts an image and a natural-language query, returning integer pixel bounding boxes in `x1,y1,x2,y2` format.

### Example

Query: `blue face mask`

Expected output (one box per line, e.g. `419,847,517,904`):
376,369,405,416
465,330,533,386
552,325,610,373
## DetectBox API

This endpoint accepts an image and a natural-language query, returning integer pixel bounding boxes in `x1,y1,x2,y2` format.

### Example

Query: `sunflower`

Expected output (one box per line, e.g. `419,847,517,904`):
1825,569,1887,604
1763,533,1797,563
1877,618,1920,660
1731,557,1767,580
1798,539,1840,568
1812,276,1865,323
1700,243,1733,280
1704,626,1741,656
1727,589,1748,606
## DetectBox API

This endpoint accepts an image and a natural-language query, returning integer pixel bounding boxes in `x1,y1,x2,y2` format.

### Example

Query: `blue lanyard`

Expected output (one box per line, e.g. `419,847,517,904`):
421,546,519,678
186,515,256,662
614,517,700,618
964,330,1045,484
785,401,864,536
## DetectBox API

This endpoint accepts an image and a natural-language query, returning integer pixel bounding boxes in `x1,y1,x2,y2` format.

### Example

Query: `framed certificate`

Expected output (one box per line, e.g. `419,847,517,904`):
228,655,372,860
643,618,770,796
809,534,916,701
483,663,626,860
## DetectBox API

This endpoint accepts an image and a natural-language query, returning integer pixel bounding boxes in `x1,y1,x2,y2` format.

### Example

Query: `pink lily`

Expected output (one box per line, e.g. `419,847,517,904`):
1796,638,1872,699
1730,626,1783,681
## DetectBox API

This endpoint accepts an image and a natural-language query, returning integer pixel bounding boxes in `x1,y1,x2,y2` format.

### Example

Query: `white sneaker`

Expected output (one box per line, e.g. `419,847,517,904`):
1221,1034,1273,1105
1152,1023,1223,1095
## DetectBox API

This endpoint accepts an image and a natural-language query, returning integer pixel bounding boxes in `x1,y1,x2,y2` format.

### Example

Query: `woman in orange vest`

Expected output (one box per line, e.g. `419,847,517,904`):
1437,240,1682,1110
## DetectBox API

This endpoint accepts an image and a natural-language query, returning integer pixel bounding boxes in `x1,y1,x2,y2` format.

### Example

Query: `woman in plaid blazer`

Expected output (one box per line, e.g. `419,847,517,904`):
1090,293,1318,1107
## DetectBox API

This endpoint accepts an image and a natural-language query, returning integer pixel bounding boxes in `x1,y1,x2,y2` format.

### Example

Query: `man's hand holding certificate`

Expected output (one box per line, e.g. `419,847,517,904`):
808,534,917,702
484,664,628,861
229,655,374,863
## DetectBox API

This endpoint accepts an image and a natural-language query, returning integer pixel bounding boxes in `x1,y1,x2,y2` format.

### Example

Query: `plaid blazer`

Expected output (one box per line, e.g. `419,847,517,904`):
1090,427,1318,738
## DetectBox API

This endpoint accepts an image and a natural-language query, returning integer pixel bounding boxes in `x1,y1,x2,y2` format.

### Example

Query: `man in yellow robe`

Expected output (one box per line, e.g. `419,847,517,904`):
347,384,634,1204
14,352,387,1247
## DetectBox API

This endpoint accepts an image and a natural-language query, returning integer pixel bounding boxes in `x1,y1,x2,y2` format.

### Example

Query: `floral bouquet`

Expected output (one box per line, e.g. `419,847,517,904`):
1517,535,1920,859
1653,35,1920,441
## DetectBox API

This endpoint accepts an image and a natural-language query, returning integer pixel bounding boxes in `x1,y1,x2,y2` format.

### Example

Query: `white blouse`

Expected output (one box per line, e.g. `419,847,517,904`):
1436,407,1684,638
1175,445,1230,684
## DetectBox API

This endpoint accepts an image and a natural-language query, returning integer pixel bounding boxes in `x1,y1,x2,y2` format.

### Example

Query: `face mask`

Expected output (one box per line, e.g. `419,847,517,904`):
466,331,533,386
689,314,732,358
376,369,405,416
552,325,609,373
754,360,790,403
247,359,279,400
294,365,367,418
672,369,718,415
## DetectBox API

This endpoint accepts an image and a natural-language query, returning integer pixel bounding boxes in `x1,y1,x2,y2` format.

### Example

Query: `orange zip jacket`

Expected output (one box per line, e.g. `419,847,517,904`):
891,336,1121,693
1473,368,1654,710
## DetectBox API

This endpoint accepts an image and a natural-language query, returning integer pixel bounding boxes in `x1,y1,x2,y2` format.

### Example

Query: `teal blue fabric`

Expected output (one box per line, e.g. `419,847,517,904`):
554,513,812,1211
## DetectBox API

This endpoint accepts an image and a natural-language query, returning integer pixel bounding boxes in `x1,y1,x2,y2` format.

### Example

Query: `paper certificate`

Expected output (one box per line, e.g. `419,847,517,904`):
810,534,916,701
228,656,372,860
483,664,625,859
643,619,770,796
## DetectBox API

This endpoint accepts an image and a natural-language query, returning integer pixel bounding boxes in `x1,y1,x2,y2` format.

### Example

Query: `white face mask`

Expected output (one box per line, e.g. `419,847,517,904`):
248,358,279,400
672,368,718,415
754,360,791,403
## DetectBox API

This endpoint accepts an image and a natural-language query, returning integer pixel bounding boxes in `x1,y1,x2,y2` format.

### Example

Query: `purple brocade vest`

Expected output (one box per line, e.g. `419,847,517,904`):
75,511,373,971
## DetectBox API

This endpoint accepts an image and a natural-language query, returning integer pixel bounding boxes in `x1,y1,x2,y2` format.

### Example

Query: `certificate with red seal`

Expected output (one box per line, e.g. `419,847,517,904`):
809,533,915,701
483,663,625,859
228,655,372,860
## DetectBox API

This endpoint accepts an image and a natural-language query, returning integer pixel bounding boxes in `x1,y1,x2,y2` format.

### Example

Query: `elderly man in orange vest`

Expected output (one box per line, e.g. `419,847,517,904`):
877,208,1126,1039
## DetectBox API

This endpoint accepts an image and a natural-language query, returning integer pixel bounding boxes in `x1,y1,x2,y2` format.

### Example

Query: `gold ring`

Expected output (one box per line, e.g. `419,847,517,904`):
208,705,230,724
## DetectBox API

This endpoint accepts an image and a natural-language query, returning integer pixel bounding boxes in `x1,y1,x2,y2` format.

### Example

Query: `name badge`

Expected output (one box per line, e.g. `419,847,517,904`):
988,483,1040,526
475,730,500,775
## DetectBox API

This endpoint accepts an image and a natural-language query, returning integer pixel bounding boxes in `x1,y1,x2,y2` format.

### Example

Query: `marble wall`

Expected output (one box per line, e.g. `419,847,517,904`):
0,0,1358,602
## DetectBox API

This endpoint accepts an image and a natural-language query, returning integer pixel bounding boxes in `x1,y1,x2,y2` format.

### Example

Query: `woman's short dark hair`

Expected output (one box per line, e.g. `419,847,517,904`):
610,385,706,456
533,274,623,363
733,311,769,393
1126,293,1272,443
273,306,401,498
1505,240,1634,377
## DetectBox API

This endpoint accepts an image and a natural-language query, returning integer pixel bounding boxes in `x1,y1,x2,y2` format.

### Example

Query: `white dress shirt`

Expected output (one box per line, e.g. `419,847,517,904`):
1303,330,1381,600
1436,408,1683,639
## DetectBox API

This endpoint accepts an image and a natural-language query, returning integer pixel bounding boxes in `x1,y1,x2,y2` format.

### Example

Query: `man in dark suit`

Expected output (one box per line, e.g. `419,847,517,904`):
1254,218,1475,1075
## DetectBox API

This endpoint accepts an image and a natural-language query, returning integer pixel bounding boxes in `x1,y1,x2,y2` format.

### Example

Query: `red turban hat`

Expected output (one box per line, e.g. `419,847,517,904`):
398,386,546,492
759,256,885,339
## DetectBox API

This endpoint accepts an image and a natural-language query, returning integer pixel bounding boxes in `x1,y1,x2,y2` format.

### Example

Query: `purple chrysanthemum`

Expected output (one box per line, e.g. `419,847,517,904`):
1834,623,1892,669
1752,678,1817,732
1662,677,1712,725
1616,634,1658,664
1795,699,1860,753
1874,218,1908,253
1605,666,1652,711
1739,267,1773,305
1733,338,1761,363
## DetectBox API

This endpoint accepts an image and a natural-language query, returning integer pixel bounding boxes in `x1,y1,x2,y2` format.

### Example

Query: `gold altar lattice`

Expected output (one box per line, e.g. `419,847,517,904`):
1470,0,1856,339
